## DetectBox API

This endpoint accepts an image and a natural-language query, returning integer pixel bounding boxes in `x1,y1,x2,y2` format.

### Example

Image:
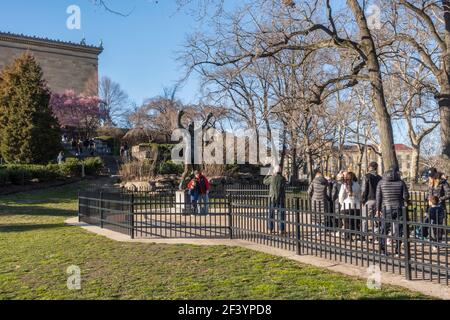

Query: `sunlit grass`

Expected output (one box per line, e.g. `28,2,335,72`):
0,182,431,300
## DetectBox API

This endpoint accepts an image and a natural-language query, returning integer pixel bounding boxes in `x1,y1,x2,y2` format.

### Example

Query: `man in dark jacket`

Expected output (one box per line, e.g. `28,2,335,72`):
361,162,382,235
376,165,410,255
264,166,287,234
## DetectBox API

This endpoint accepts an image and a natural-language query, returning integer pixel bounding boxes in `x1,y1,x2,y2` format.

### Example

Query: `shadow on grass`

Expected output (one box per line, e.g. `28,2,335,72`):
0,205,77,217
0,223,66,233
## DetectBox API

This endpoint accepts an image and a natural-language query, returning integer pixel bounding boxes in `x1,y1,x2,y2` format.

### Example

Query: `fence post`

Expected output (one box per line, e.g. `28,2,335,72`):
99,191,104,229
77,191,81,223
130,193,135,239
295,196,301,256
402,206,412,280
228,193,233,240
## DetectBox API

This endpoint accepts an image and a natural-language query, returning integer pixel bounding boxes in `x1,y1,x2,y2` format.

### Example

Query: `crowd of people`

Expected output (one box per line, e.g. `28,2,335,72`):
70,136,97,157
264,162,449,255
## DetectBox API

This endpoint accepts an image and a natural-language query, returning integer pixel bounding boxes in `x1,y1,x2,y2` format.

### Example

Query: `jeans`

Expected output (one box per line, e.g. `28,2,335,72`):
380,208,403,254
198,193,209,215
268,198,285,232
342,208,361,239
311,200,330,227
362,200,377,233
190,193,199,215
422,212,445,242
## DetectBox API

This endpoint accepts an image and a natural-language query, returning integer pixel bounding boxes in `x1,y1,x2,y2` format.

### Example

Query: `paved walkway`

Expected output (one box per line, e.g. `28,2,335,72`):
65,217,449,299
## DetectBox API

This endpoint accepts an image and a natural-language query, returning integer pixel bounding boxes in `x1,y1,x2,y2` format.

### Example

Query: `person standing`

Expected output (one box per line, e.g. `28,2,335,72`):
338,171,361,240
263,166,287,235
195,170,210,215
376,165,410,256
361,162,382,238
123,142,130,162
187,175,200,215
421,196,445,250
57,151,65,165
427,168,450,213
331,171,346,228
308,171,331,229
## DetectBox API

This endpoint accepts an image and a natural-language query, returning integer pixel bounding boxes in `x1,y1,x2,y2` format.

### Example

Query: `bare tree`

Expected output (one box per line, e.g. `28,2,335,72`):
384,0,450,160
385,48,440,182
98,76,129,126
182,0,400,169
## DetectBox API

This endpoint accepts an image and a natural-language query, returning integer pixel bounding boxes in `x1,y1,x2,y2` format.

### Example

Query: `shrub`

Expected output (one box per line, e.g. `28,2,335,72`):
0,157,104,187
157,161,184,175
59,158,81,177
83,157,103,175
0,168,10,186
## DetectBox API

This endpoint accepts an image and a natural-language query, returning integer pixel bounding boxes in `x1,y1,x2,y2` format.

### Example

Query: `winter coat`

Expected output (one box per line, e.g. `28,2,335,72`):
308,176,330,204
339,182,361,209
263,173,286,203
427,179,450,209
361,171,382,204
376,169,409,212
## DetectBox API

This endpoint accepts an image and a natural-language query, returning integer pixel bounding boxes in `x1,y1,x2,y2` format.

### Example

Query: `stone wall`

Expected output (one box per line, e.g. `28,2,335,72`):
0,32,102,95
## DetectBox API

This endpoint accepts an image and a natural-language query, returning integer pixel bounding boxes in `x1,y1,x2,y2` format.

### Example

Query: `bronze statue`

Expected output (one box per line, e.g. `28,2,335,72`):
177,110,214,190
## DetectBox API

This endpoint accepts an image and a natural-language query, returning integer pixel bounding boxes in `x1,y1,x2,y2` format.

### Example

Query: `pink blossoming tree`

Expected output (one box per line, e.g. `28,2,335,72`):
50,90,103,138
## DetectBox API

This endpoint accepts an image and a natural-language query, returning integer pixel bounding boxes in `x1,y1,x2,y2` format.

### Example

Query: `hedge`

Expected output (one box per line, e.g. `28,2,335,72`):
0,157,104,186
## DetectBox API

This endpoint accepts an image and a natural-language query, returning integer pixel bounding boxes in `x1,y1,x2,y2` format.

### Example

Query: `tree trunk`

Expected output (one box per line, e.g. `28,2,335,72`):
357,147,364,180
442,1,450,159
290,132,299,184
438,96,450,158
347,0,398,169
306,136,314,182
307,150,314,182
410,146,420,184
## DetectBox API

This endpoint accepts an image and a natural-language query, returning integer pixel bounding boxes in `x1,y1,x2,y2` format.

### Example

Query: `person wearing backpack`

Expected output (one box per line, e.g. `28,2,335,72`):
361,162,382,239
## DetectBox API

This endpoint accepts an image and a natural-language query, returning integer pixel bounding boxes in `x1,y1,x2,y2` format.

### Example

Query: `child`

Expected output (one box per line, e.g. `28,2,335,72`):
187,176,200,215
422,195,445,252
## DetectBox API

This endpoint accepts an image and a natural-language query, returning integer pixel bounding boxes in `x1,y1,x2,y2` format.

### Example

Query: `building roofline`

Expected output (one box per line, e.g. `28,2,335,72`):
0,31,103,55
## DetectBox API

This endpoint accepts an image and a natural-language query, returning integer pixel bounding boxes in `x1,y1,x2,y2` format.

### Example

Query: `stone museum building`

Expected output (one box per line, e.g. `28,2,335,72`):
0,31,103,94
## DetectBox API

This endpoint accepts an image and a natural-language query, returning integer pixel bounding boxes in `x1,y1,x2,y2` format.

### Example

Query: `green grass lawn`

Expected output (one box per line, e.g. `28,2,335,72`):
0,182,431,300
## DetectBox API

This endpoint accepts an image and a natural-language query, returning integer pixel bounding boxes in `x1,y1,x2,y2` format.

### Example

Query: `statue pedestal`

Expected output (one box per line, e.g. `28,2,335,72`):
175,190,192,214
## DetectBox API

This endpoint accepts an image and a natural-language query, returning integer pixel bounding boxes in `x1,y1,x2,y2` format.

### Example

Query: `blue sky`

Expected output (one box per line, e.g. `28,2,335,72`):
0,0,203,105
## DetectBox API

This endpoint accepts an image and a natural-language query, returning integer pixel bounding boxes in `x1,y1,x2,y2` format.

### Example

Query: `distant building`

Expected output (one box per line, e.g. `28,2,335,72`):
329,144,414,177
0,31,103,95
286,143,415,181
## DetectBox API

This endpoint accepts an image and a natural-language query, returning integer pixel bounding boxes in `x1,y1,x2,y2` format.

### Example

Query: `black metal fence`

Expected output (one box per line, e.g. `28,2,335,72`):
78,190,134,236
78,186,449,285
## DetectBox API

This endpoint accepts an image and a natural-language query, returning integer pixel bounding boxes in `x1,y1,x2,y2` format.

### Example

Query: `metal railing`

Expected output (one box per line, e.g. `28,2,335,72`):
78,186,449,285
